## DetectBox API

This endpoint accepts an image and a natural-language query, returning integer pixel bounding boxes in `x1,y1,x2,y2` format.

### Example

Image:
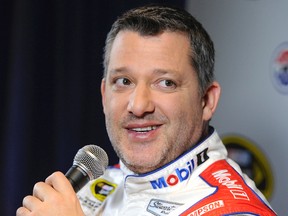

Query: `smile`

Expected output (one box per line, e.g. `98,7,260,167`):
130,126,158,132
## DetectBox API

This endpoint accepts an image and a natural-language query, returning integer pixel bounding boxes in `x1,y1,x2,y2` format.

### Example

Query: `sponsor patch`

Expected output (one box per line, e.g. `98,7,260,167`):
78,195,102,212
180,160,276,215
90,178,117,202
212,169,249,200
150,148,209,189
147,199,183,216
187,200,224,216
221,135,274,200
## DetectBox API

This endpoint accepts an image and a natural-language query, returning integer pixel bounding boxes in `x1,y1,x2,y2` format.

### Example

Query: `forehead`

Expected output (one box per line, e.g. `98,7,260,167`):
111,30,190,52
107,30,193,75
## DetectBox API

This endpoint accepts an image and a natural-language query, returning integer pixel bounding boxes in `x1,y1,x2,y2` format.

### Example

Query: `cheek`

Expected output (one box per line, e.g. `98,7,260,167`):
157,97,191,126
173,95,203,121
104,93,127,118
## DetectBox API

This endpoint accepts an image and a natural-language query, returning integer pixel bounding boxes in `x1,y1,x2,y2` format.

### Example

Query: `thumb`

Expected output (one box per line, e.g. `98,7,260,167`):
45,171,75,194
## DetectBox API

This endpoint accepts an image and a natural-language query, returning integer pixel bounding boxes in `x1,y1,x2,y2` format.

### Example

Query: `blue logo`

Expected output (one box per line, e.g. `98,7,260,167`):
150,148,209,189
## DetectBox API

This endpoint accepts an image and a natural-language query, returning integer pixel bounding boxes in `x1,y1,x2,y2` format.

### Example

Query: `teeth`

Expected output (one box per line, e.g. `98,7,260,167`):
132,126,157,132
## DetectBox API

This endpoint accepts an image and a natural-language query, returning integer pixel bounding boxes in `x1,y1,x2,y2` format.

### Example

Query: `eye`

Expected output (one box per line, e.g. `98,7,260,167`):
112,77,134,91
158,79,177,89
115,77,132,86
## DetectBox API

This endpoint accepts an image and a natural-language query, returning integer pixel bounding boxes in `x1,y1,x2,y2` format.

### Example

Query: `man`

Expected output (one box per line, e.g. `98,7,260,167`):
17,5,277,216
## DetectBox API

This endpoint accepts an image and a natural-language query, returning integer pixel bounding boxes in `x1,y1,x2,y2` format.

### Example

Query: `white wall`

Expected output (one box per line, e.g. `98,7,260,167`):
186,0,288,215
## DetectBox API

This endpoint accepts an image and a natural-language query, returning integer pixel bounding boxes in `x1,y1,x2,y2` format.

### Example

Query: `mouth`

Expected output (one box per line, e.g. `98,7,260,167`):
124,121,163,143
129,125,158,133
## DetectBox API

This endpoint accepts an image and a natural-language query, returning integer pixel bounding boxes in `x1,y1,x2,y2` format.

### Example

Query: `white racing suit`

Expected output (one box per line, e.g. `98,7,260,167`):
77,128,277,216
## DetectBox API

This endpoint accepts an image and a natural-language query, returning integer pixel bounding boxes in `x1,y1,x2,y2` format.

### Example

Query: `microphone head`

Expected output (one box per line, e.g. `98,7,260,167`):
73,145,109,180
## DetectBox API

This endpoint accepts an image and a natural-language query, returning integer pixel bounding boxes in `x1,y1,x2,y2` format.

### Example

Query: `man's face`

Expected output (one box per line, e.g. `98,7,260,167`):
101,31,208,174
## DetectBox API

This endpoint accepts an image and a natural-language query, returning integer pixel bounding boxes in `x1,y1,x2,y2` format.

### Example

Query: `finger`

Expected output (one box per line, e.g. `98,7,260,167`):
33,181,55,201
16,206,30,216
45,171,74,194
22,195,42,212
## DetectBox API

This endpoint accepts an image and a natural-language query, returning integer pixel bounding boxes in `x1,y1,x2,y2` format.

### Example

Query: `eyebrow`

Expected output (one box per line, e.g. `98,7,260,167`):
108,67,178,76
152,68,171,76
108,67,128,75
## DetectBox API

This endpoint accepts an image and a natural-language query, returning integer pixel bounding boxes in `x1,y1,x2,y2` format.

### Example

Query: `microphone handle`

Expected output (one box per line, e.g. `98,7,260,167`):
65,166,90,193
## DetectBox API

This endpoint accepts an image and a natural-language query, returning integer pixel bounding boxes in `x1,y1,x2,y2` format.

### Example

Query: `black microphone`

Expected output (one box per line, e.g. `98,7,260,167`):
65,145,109,193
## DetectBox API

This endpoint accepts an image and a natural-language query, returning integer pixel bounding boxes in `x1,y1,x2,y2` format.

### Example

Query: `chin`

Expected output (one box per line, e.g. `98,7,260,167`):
124,157,160,173
129,165,156,174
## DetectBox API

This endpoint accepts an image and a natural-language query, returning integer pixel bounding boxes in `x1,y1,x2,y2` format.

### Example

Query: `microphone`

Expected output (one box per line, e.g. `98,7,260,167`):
65,145,109,193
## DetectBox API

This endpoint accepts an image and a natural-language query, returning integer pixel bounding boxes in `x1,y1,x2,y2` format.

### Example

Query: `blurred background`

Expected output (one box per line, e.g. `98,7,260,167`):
1,0,287,215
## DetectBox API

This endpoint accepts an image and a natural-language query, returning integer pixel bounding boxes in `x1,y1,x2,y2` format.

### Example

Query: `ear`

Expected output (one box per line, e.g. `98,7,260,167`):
100,79,106,114
202,81,221,121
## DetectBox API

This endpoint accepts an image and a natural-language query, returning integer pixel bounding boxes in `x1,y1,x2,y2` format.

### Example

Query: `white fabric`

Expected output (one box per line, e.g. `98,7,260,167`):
77,128,276,216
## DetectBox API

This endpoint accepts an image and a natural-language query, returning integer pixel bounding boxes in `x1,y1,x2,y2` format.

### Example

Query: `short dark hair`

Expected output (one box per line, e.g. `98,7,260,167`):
103,5,215,94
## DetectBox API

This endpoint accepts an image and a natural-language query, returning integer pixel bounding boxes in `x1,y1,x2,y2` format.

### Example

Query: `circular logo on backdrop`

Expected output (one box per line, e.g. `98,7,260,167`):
221,135,274,200
270,41,288,94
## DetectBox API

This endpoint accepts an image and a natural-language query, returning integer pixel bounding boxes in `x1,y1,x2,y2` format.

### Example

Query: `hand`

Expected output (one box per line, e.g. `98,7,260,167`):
16,171,85,216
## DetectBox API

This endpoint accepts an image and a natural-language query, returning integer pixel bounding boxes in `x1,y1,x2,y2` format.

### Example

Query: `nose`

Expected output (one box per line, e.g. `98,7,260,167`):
127,84,155,117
